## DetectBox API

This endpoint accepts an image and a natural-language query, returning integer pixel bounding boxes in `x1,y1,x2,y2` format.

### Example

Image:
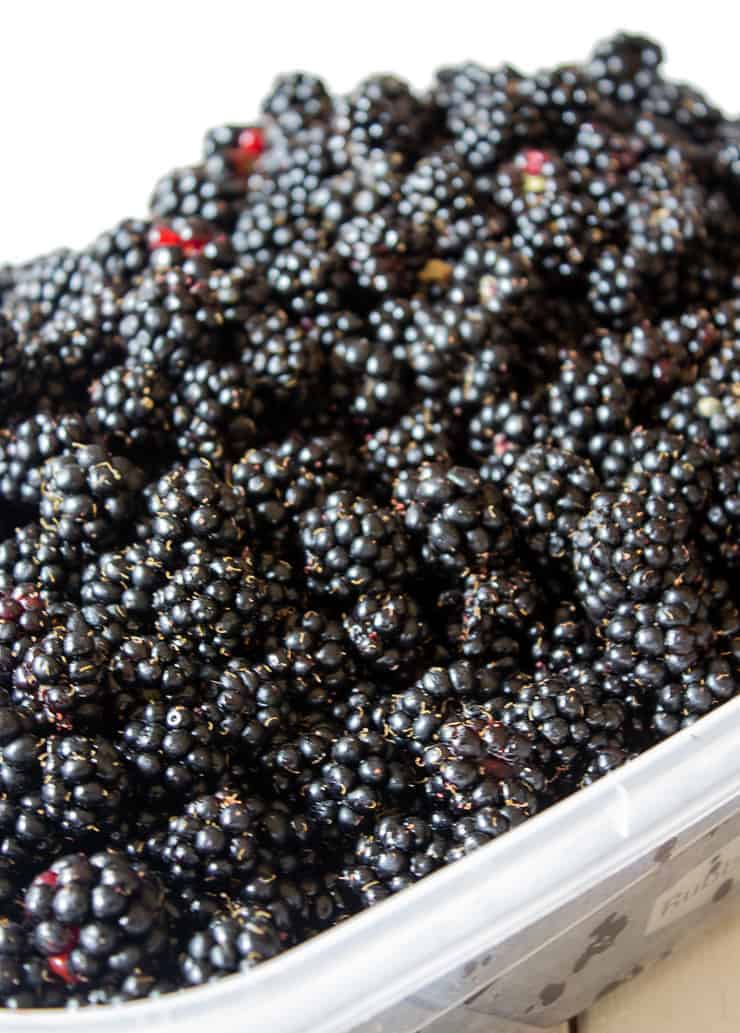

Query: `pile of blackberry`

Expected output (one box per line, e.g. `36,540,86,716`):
0,33,737,1009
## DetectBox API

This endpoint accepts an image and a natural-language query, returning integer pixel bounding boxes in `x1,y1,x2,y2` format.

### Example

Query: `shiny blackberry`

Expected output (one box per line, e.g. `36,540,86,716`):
39,444,144,555
179,905,282,986
333,74,427,165
0,699,41,798
468,388,548,481
659,378,740,462
171,359,259,462
150,164,247,231
345,589,430,674
505,445,599,564
334,209,432,295
0,585,49,688
23,851,169,991
299,491,415,601
41,734,127,835
87,364,172,452
80,543,168,635
265,610,357,710
0,412,89,507
240,307,324,405
0,524,82,601
393,462,514,579
361,400,454,490
108,636,197,715
587,33,664,105
701,461,740,568
442,566,541,661
602,428,715,513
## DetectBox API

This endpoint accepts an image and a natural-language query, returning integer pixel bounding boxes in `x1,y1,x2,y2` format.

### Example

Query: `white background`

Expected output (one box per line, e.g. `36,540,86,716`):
1,0,737,264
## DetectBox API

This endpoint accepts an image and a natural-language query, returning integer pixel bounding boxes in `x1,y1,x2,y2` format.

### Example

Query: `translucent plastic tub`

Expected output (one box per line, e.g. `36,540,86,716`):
9,695,740,1033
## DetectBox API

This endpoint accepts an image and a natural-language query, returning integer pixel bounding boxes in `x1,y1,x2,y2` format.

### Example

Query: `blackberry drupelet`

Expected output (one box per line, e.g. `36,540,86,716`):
299,491,415,601
392,462,514,579
24,851,169,991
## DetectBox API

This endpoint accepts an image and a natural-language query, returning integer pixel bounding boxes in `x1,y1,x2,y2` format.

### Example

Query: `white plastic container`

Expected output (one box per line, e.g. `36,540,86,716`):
9,696,740,1033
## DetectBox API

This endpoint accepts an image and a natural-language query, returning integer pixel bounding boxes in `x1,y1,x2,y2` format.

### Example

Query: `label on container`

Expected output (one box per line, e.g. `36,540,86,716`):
646,831,740,935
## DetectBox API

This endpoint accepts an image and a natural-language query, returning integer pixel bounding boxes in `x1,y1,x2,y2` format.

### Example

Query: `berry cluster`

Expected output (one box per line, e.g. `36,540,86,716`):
0,33,737,1009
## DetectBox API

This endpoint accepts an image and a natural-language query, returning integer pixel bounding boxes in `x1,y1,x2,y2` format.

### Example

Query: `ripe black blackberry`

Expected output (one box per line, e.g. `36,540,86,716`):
39,444,145,555
451,239,539,315
262,72,332,136
0,524,82,601
119,265,223,377
572,488,696,623
421,716,545,841
265,241,346,318
361,400,455,491
587,32,664,105
700,461,740,568
41,734,127,835
328,334,407,426
304,729,415,831
505,445,599,564
197,657,290,755
24,850,169,991
80,543,168,635
334,209,432,295
587,246,644,328
150,164,248,231
144,460,251,565
232,431,357,541
398,151,477,244
546,353,633,468
87,363,172,452
0,585,48,688
148,789,259,887
179,905,282,987
240,859,351,943
530,600,598,672
153,546,266,662
659,378,740,462
393,462,514,579
12,607,109,729
108,635,198,717
265,610,358,710
436,64,522,172
602,428,715,513
596,319,698,403
344,589,430,675
442,566,541,661
82,218,152,292
171,359,259,462
0,918,65,1008
240,307,324,406
0,699,41,798
343,811,449,905
121,701,226,801
468,388,548,483
299,491,415,601
0,412,89,508
332,74,428,166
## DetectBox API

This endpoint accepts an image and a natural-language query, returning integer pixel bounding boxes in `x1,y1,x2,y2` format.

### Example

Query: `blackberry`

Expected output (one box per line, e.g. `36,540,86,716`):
120,266,223,377
263,72,332,136
603,428,715,513
304,729,414,831
505,446,599,564
328,334,406,426
651,651,739,738
643,80,722,144
398,151,477,244
0,919,63,1009
597,320,698,402
80,543,168,634
41,734,128,835
82,218,152,292
0,524,82,601
20,303,118,400
442,566,541,661
0,791,63,875
468,389,548,482
659,378,740,462
299,491,415,601
422,716,545,843
587,33,664,105
171,359,259,462
546,353,633,468
587,246,644,328
333,75,427,165
150,164,247,231
452,239,538,316
393,462,514,579
240,861,350,943
700,461,740,568
572,488,696,623
437,64,521,172
197,657,289,755
266,610,357,709
240,307,324,405
343,811,449,904
0,585,49,687
361,400,454,490
0,315,22,421
12,607,109,729
179,905,282,986
121,702,226,800
0,412,89,508
39,444,144,555
148,789,258,887
144,461,251,564
345,589,430,674
232,432,357,541
153,546,266,662
24,851,169,990
87,364,172,452
0,701,41,797
108,635,197,715
334,209,432,295
379,684,455,757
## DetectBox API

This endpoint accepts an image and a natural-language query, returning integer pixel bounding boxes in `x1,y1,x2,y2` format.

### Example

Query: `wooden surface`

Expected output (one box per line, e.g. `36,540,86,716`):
576,892,740,1032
